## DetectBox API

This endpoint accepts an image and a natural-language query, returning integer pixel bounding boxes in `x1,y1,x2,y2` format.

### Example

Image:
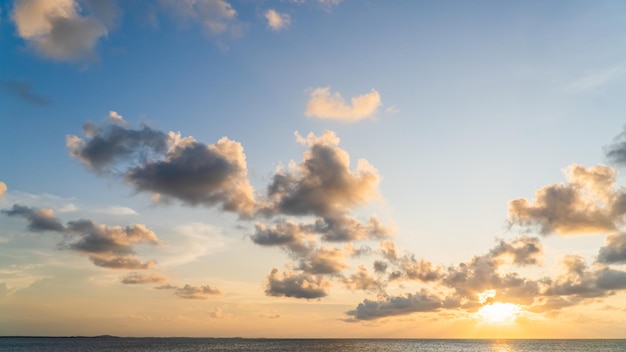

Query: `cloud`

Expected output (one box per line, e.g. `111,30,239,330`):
97,206,138,216
11,0,116,61
305,87,381,121
126,134,255,215
568,65,626,92
107,110,126,125
67,120,256,216
251,221,316,255
296,246,347,275
0,79,50,105
265,131,380,218
341,265,384,293
160,0,240,36
597,233,626,264
605,125,626,167
65,219,160,269
345,289,453,321
0,182,6,199
378,241,442,282
265,268,329,299
66,122,169,172
264,9,290,31
489,236,543,266
508,164,626,235
120,272,168,284
1,204,65,232
441,237,543,306
160,284,222,299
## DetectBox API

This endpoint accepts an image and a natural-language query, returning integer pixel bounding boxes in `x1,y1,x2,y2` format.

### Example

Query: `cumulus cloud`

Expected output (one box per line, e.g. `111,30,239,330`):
297,246,347,275
597,233,626,264
66,122,168,172
341,265,384,293
67,120,256,216
265,268,329,299
0,182,6,199
441,237,543,306
65,219,160,269
0,79,50,105
508,164,626,235
264,9,290,31
251,221,316,255
3,203,161,270
345,290,455,321
120,272,168,284
265,131,380,218
2,204,65,232
305,87,382,121
127,134,255,215
11,0,117,61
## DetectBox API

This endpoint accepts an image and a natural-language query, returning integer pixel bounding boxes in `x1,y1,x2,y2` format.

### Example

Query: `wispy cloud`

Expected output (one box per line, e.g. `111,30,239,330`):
0,79,50,105
568,65,626,92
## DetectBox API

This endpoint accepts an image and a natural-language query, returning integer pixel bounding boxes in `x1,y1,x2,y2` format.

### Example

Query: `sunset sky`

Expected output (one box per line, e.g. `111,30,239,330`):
3,0,626,338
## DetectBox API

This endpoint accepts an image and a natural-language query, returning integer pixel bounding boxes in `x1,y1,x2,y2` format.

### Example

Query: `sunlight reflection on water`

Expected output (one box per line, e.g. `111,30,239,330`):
1,338,625,352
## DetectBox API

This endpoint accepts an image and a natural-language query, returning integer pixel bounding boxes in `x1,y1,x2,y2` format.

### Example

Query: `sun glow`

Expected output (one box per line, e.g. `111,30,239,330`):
476,290,521,324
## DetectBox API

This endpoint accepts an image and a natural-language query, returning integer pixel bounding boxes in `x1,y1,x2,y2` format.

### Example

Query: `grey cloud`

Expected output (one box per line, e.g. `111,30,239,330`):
11,0,116,61
66,123,168,172
606,126,626,166
442,238,543,305
345,290,451,321
373,260,387,273
120,272,169,285
378,241,442,282
296,246,347,275
309,214,391,242
0,79,50,105
65,219,160,269
489,236,543,266
127,137,255,215
341,265,384,293
251,221,315,255
2,204,65,232
597,233,626,264
265,268,329,299
67,121,255,216
540,255,626,299
174,284,222,299
264,131,380,222
508,164,625,236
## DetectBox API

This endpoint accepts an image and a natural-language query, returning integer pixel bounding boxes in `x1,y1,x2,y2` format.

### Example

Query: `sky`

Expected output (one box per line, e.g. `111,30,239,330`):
2,0,626,339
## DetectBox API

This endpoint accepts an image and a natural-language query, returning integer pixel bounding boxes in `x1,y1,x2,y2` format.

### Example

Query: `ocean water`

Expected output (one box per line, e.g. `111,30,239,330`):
0,338,625,352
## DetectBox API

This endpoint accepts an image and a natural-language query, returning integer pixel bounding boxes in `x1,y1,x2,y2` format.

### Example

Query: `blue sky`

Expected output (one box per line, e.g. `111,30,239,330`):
2,0,626,338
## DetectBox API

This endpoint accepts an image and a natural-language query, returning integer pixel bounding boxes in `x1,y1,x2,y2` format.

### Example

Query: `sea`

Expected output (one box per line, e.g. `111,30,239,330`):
1,338,625,352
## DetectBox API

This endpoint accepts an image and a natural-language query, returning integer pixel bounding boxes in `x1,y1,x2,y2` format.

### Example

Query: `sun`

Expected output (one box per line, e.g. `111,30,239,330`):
476,290,521,324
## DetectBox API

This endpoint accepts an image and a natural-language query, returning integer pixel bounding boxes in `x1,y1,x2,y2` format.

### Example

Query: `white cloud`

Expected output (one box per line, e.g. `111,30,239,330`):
107,110,126,125
264,9,290,31
11,0,113,61
305,87,382,122
97,206,138,216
